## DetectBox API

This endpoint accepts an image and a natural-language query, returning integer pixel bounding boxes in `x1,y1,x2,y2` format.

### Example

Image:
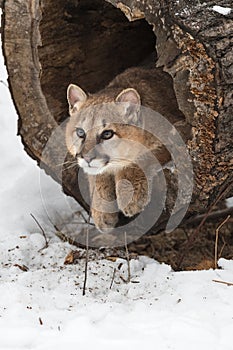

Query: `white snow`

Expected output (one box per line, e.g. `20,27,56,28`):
1,11,233,350
226,197,233,207
212,5,232,15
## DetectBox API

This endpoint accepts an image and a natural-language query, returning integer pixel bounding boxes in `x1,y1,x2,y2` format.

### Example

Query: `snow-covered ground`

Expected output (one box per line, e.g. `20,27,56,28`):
212,5,232,16
1,13,233,350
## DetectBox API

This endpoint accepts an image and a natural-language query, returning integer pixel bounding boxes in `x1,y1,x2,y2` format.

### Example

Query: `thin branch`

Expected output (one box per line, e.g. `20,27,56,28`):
41,212,76,247
55,230,76,246
82,223,90,296
184,207,233,227
0,80,8,87
74,210,91,224
214,215,231,269
44,209,93,247
213,279,233,287
30,213,49,250
124,231,131,283
82,190,94,296
109,267,117,289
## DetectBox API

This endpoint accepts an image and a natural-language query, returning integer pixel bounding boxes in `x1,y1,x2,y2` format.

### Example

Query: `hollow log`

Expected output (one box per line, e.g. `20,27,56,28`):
1,0,233,241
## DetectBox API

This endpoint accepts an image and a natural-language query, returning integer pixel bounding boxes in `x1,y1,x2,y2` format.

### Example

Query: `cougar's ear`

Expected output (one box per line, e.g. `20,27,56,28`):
67,84,87,110
115,88,141,125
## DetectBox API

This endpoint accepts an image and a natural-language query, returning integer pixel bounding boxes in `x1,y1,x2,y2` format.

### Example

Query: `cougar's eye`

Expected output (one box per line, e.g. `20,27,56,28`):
101,129,114,140
76,128,85,138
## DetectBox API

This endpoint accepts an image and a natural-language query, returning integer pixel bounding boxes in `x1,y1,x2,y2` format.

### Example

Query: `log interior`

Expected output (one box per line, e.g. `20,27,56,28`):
38,0,157,123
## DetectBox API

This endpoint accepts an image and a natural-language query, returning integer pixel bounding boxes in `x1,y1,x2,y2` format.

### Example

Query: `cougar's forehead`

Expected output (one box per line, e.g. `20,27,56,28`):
77,103,120,131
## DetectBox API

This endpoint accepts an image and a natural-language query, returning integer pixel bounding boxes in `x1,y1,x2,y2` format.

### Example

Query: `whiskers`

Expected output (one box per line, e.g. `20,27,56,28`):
106,157,134,169
56,156,138,174
63,162,78,171
55,159,78,171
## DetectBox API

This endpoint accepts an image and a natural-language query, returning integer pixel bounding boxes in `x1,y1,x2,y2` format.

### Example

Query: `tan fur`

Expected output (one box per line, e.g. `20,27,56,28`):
66,67,183,232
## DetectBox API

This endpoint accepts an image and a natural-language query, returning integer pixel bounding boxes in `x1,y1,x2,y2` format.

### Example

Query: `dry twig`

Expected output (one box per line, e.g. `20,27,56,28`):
30,213,49,250
213,279,233,287
44,212,81,247
14,264,29,272
124,231,131,283
0,80,8,87
184,207,233,226
214,215,231,269
82,190,94,296
110,267,117,289
82,222,90,296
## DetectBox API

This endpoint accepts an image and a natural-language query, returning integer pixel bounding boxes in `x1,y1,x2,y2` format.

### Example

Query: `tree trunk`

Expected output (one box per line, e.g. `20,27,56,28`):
1,0,233,244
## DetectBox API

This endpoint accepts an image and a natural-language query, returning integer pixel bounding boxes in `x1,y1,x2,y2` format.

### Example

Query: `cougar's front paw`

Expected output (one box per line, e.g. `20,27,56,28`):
116,178,150,217
118,195,150,217
91,208,119,232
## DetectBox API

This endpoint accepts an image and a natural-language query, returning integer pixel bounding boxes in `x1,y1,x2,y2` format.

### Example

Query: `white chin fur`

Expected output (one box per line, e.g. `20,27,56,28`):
78,158,106,175
78,158,123,175
80,163,118,175
82,166,103,175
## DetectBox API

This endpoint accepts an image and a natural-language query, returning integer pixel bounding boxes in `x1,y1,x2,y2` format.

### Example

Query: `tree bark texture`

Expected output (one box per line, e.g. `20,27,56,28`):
1,0,233,237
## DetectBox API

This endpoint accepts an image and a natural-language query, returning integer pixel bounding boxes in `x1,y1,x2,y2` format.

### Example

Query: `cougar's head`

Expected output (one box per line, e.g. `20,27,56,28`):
65,84,152,176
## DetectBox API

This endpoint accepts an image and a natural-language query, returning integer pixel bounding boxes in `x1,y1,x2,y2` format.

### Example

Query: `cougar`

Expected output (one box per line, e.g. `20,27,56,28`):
66,67,184,232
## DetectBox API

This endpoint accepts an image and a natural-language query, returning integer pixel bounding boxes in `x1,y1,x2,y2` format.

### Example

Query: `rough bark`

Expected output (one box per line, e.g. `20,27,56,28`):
1,0,233,240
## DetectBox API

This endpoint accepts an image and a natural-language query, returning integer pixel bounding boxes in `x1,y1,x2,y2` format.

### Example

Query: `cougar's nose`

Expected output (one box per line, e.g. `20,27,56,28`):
83,155,94,164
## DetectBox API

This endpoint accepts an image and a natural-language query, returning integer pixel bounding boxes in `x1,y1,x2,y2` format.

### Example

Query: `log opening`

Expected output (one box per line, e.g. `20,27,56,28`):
38,0,157,123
